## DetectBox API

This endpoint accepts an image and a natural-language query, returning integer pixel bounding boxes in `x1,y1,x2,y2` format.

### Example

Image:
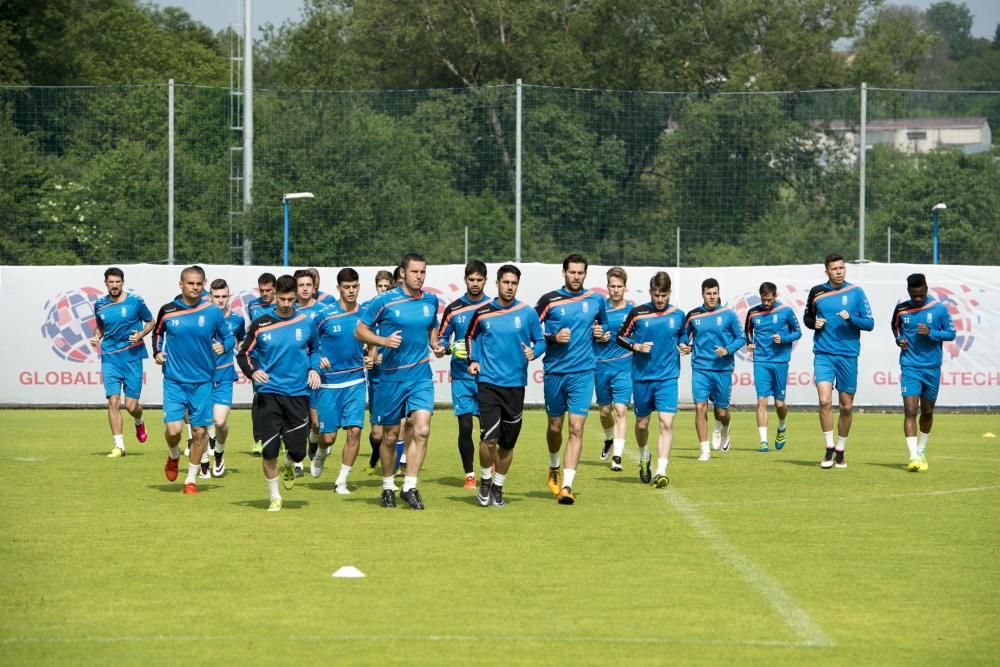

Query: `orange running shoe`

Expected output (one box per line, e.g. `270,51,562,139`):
164,456,179,482
182,482,198,495
463,475,476,490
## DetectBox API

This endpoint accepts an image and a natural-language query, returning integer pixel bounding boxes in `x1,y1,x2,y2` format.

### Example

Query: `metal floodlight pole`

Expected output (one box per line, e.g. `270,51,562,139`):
858,82,867,262
515,78,523,263
932,203,947,265
167,78,175,265
282,192,314,266
243,0,253,207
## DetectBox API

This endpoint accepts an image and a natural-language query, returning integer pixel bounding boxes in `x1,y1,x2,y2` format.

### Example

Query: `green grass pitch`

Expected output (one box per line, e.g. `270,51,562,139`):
1,408,998,665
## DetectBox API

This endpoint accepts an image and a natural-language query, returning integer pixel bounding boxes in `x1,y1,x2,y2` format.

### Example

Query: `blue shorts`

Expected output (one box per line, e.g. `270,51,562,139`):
372,379,435,426
452,377,479,416
633,378,678,417
692,369,732,409
901,367,940,402
814,354,858,394
544,371,594,417
754,362,789,401
212,380,234,407
163,379,212,426
102,359,143,400
315,380,366,432
595,368,633,406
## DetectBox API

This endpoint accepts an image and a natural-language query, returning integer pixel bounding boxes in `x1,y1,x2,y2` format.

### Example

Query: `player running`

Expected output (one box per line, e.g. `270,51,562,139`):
247,272,277,456
200,278,246,478
593,266,633,472
362,270,395,475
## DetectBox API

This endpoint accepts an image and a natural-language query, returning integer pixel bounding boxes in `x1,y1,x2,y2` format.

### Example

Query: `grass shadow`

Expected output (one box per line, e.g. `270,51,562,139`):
445,493,484,506
147,483,222,493
776,460,824,468
231,498,309,510
864,462,910,473
92,450,146,457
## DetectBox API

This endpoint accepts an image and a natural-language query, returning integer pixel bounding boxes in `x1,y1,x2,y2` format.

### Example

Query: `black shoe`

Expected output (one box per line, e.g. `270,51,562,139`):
209,436,217,450
381,489,396,508
639,457,652,484
610,455,623,472
477,477,492,506
400,488,425,510
490,484,505,507
600,439,613,461
199,461,210,477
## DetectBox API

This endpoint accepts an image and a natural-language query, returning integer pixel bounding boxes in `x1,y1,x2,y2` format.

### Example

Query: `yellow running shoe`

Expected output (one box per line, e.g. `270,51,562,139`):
267,497,282,512
917,453,929,472
557,486,575,505
547,467,561,496
907,457,921,472
107,447,125,458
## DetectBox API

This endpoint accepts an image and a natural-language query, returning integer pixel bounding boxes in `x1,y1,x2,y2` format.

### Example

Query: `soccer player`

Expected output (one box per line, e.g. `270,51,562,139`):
466,264,546,507
593,266,633,472
437,259,490,489
311,268,367,494
616,271,685,486
247,272,277,456
891,273,956,472
237,274,322,511
356,253,444,510
680,278,745,462
535,253,609,505
201,278,246,478
294,269,329,477
90,267,154,458
744,282,801,452
803,252,874,469
362,270,395,475
152,266,233,495
305,266,337,306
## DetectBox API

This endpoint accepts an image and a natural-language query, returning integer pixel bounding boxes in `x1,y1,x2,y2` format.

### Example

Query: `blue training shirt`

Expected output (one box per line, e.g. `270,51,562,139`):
237,311,321,397
594,299,633,372
214,311,247,383
534,287,609,375
890,294,956,369
317,303,366,384
246,296,276,321
744,300,801,365
94,292,153,364
438,293,490,382
803,281,874,357
152,298,233,384
466,299,546,388
360,286,439,383
617,302,686,382
684,304,746,372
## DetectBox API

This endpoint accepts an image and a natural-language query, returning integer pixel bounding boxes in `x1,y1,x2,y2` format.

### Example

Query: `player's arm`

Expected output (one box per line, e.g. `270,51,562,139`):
744,308,756,349
437,305,455,353
850,290,875,331
928,306,957,342
135,299,154,339
593,297,609,340
527,310,547,359
90,306,105,346
803,288,820,329
236,320,261,378
724,312,747,355
151,304,169,362
429,324,445,356
615,309,640,352
215,311,235,354
783,310,802,343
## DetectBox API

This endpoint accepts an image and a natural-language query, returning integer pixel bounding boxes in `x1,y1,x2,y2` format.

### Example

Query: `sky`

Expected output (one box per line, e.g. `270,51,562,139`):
167,0,1000,39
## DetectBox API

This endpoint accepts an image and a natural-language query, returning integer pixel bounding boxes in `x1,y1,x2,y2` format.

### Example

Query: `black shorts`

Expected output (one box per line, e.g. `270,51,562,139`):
478,383,525,450
253,393,310,461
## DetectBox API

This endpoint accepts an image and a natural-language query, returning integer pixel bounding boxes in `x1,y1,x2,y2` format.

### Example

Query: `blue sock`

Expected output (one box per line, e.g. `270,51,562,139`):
395,441,404,467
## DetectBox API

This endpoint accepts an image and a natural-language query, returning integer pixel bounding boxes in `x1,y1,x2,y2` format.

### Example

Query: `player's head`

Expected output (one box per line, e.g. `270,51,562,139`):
337,267,360,306
906,273,928,305
824,252,846,285
464,260,487,298
293,269,314,303
257,272,276,303
562,253,588,292
393,265,404,286
210,278,230,310
274,274,297,315
375,270,393,294
496,264,521,304
606,267,627,302
399,253,427,292
701,277,720,308
649,272,671,310
759,282,777,309
305,267,321,294
179,266,206,302
104,267,124,297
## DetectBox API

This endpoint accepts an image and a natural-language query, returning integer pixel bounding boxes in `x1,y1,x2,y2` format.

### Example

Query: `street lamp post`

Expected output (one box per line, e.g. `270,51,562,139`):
283,192,314,266
931,203,946,265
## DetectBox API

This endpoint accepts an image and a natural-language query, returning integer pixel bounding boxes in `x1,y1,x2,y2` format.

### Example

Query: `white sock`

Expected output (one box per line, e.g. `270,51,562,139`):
402,475,418,492
638,445,650,462
721,424,730,438
655,457,669,476
168,446,181,459
113,434,125,450
185,423,192,440
713,422,722,435
905,436,918,459
309,429,318,445
917,431,930,454
208,425,216,440
399,453,407,465
758,426,768,442
778,418,787,430
493,472,506,487
134,417,143,426
480,466,493,480
612,438,625,457
548,451,560,468
266,477,280,499
823,431,835,448
836,436,847,452
335,464,351,486
603,427,614,441
382,476,395,491
323,445,332,457
185,463,199,484
215,439,225,453
562,468,576,489
700,440,710,452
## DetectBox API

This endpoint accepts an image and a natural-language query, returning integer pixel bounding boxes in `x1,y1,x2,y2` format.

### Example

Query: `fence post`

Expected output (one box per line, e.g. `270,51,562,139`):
168,79,175,265
887,226,891,263
858,82,867,262
243,0,253,207
515,78,522,263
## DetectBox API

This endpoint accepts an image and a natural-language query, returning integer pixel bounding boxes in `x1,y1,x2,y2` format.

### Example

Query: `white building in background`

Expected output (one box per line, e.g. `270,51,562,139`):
815,116,993,154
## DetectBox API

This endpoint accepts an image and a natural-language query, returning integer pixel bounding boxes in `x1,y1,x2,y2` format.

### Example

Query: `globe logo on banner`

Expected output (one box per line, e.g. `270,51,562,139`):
229,289,259,321
40,287,102,363
931,286,978,361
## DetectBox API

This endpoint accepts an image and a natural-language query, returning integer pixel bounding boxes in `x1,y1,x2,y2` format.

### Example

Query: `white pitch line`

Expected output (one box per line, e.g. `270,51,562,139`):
691,484,1000,508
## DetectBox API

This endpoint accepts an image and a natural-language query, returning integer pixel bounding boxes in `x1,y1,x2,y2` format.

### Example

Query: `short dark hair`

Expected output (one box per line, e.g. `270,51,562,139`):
375,270,393,284
465,260,488,278
275,275,297,294
400,253,426,269
104,267,124,281
210,278,228,291
293,269,313,284
392,265,404,282
337,267,359,284
497,264,521,280
181,265,205,280
257,272,276,286
907,273,927,289
759,281,777,296
649,271,671,293
824,252,845,268
562,253,588,271
701,277,719,292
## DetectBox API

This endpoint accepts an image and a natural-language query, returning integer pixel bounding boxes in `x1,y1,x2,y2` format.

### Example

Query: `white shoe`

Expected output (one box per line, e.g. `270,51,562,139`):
334,482,351,495
720,432,731,454
310,451,327,478
698,447,711,462
711,431,722,450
